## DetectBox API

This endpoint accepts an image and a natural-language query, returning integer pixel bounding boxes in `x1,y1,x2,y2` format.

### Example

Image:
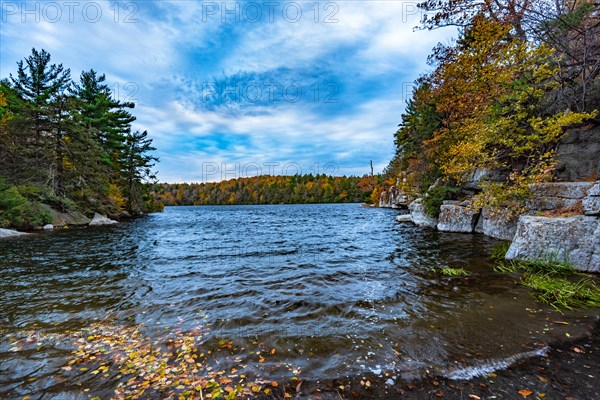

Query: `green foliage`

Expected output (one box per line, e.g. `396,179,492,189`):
438,267,470,277
0,180,51,229
423,184,461,217
0,48,160,228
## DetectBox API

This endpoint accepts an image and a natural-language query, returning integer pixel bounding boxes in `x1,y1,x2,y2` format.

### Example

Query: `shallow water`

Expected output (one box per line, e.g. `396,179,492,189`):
1,204,598,398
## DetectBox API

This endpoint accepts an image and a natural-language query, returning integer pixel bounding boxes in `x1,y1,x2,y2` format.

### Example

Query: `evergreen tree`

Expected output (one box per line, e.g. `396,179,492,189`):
120,130,158,213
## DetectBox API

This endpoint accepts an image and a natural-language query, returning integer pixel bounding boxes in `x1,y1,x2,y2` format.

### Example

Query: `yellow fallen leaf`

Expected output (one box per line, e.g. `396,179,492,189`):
518,389,533,397
252,385,260,393
264,388,271,395
538,394,545,398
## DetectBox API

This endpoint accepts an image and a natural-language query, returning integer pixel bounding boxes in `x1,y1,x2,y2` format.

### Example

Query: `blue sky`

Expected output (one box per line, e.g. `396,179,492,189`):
0,1,455,182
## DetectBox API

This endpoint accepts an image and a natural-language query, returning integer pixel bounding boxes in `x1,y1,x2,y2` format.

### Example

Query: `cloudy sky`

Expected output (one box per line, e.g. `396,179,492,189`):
0,0,455,182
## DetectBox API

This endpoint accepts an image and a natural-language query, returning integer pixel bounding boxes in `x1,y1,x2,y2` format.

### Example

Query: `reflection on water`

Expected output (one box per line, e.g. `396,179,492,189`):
1,204,598,398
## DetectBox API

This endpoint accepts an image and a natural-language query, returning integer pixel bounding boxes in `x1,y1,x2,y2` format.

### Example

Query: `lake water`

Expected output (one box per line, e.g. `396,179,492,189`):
1,204,598,399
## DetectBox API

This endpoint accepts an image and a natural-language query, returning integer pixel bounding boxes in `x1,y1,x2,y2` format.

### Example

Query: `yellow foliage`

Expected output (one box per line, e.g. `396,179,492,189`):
109,183,126,210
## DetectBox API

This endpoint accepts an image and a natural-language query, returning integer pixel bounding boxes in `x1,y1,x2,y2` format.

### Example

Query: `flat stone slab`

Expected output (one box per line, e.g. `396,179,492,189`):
396,214,412,222
530,182,593,199
0,228,28,238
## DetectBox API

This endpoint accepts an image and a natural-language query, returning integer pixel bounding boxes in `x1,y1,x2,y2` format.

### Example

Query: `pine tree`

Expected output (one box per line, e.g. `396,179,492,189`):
120,130,158,213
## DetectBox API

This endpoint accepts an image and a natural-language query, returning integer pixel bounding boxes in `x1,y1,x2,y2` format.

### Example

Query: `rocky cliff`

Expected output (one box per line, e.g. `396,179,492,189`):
402,181,600,272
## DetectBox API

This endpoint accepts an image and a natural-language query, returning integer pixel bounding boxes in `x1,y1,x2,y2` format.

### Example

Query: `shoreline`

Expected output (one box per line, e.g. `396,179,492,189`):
264,317,600,399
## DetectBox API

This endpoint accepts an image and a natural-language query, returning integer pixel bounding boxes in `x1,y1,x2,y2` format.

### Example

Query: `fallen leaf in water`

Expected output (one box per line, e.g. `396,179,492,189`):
538,394,545,398
296,380,303,392
251,385,260,393
518,389,533,397
271,348,276,355
573,347,583,353
284,393,292,398
271,381,278,387
538,376,548,382
435,391,444,397
468,395,480,400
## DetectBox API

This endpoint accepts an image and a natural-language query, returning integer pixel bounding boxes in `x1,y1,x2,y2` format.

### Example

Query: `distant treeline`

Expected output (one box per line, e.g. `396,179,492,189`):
152,175,377,206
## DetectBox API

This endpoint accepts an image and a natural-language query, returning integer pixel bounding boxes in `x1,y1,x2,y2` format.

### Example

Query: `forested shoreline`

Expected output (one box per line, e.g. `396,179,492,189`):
152,174,377,206
0,49,162,230
378,0,599,215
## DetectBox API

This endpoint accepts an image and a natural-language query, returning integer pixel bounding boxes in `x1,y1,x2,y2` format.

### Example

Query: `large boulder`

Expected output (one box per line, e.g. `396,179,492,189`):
437,202,479,233
527,182,593,211
583,181,600,216
0,228,28,238
89,213,118,226
474,207,519,241
39,204,91,227
506,215,600,272
408,198,438,229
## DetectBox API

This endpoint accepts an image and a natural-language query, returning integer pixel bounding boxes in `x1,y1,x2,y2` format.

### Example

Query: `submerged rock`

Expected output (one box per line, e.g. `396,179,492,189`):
506,215,600,272
437,203,479,233
408,198,438,229
474,207,518,241
0,228,28,238
89,213,119,226
583,181,600,216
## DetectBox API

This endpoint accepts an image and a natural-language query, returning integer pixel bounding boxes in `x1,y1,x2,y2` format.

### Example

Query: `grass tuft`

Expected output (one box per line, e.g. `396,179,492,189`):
492,250,600,311
439,267,470,277
522,274,600,311
490,241,511,263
